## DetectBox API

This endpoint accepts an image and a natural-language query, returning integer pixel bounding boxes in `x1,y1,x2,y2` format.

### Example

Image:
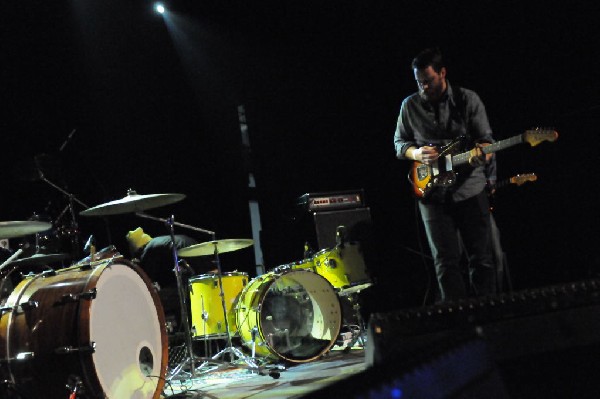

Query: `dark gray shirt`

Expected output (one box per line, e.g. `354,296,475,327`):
394,82,494,201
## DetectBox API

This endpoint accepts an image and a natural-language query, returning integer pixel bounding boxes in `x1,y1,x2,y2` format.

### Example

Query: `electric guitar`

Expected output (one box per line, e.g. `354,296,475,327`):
409,128,558,199
495,173,537,189
489,173,537,211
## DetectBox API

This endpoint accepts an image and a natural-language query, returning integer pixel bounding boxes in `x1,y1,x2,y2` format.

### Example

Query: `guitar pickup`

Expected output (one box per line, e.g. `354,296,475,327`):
443,153,453,171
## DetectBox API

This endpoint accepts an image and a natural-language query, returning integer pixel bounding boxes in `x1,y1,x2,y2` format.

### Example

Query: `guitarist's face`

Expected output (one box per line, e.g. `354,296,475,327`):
414,66,447,103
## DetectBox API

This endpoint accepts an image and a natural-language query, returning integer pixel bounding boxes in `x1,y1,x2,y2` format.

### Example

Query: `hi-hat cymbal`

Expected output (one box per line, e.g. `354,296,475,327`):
8,253,70,267
178,239,254,257
0,221,53,239
80,190,186,217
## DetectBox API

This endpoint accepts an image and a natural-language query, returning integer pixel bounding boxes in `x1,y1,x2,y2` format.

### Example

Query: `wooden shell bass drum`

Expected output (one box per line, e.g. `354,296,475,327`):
0,259,168,399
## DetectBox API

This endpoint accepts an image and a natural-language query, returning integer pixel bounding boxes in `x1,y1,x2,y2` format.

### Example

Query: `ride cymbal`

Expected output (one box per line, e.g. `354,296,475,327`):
0,221,53,239
80,190,186,217
178,239,254,257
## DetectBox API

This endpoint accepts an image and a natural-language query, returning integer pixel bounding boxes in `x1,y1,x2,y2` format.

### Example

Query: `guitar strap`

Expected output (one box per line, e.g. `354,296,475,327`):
420,84,473,204
425,84,470,204
450,84,471,150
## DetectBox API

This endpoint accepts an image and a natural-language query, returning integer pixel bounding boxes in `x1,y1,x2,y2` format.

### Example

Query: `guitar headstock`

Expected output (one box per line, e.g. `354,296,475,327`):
509,173,537,186
523,128,559,147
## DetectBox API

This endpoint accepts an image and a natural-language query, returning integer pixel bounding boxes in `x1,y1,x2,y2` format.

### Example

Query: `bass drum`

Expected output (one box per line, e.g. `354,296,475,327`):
236,269,341,363
0,259,167,399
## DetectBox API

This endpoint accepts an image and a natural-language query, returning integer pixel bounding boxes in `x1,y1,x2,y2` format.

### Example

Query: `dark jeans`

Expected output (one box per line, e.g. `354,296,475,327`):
419,190,496,301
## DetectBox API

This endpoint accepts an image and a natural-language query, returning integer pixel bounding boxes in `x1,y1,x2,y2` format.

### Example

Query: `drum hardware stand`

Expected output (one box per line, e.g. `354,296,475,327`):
134,213,224,380
37,170,90,260
135,213,272,376
207,238,261,372
0,246,27,271
341,292,367,353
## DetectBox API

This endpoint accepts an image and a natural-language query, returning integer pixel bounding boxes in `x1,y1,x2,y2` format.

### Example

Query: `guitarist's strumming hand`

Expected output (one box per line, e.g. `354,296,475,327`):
411,145,439,165
468,142,493,167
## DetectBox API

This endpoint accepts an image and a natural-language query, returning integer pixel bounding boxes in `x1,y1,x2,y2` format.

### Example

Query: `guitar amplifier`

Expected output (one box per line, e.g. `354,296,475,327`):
313,207,372,250
297,189,365,213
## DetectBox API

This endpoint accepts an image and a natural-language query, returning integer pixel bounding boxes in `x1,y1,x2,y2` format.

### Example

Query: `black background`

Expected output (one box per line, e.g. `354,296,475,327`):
2,1,599,304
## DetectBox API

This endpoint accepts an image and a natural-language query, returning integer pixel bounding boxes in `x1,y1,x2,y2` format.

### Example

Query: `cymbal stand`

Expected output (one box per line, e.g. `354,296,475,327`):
208,239,259,370
135,212,215,237
135,213,263,374
37,171,90,210
37,171,89,259
134,213,221,380
158,216,207,380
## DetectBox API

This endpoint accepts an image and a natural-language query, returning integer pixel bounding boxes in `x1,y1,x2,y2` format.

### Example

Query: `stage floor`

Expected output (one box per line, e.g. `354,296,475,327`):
161,345,367,399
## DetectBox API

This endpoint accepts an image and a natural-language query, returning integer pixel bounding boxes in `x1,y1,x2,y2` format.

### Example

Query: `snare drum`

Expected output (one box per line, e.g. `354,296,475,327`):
189,272,248,338
0,259,167,399
235,269,341,363
314,243,371,289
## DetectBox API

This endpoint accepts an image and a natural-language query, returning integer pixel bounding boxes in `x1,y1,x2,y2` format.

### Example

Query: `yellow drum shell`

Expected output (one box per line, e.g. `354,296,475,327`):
189,272,248,338
271,258,315,274
235,269,341,363
314,243,371,289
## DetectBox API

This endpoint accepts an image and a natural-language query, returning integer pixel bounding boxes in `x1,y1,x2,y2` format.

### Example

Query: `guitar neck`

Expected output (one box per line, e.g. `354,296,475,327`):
495,173,537,189
452,134,523,166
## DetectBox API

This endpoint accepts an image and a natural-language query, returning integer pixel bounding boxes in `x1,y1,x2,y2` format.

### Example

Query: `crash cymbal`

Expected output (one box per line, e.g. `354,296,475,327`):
178,239,253,257
0,221,53,239
9,253,70,267
80,190,186,217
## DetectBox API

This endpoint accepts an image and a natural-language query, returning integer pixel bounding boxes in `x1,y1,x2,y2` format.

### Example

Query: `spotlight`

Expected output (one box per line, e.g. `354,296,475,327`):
154,3,165,14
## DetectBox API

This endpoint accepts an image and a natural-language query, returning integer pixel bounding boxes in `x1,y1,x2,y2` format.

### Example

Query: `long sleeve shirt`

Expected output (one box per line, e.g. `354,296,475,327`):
394,81,494,202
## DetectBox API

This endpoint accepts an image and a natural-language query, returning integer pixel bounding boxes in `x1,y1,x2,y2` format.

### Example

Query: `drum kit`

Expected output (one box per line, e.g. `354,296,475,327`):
0,187,372,397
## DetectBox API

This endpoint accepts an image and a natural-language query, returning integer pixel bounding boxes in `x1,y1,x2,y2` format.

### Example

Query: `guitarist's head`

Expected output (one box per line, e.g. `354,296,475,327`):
412,47,447,104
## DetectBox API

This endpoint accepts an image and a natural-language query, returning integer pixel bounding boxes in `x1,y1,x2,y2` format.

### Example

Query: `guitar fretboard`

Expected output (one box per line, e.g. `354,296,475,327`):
452,135,524,166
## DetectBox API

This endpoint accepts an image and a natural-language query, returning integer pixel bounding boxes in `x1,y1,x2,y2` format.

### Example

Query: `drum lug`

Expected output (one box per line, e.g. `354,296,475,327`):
55,342,96,355
42,269,57,277
0,300,39,314
0,351,35,364
59,288,97,304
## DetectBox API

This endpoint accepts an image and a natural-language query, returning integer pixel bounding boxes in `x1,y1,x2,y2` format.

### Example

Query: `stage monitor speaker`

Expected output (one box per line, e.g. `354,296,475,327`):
313,207,371,250
304,331,509,399
365,279,600,398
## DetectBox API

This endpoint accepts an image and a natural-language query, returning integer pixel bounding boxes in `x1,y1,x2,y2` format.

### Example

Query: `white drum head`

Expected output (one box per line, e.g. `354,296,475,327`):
90,263,164,398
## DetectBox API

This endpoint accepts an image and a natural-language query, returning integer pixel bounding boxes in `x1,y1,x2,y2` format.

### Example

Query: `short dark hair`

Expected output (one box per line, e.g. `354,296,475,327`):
411,47,444,72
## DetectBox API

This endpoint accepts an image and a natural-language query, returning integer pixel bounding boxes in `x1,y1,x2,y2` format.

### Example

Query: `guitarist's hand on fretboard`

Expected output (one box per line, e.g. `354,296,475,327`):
468,143,493,167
